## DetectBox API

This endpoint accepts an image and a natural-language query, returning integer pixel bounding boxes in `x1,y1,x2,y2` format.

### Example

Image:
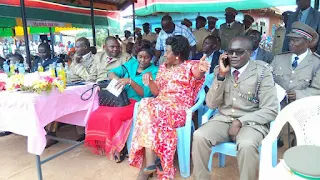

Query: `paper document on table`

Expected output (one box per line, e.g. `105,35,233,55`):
275,83,286,103
106,79,123,97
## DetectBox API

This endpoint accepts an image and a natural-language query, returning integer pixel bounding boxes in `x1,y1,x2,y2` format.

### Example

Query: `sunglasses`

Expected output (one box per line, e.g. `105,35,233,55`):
226,49,249,56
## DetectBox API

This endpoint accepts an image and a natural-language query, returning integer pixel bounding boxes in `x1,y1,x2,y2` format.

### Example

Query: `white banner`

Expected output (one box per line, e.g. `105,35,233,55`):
27,20,66,27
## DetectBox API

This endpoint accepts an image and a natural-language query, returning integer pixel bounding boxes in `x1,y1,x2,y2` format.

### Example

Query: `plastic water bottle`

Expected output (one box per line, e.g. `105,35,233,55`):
18,63,25,74
57,64,66,88
3,61,9,74
9,61,15,75
49,64,55,77
37,63,44,72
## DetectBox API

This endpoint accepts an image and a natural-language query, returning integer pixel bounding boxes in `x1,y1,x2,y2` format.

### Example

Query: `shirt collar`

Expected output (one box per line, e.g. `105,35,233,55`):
231,61,250,77
292,49,309,63
82,52,92,61
300,7,311,15
227,21,235,27
210,28,216,33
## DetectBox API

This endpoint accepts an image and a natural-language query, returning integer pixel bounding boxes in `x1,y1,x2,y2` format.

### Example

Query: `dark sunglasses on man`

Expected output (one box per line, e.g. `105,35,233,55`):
226,49,249,56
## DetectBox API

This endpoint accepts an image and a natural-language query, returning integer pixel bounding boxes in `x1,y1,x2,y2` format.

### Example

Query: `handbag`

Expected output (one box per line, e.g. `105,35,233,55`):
81,65,130,107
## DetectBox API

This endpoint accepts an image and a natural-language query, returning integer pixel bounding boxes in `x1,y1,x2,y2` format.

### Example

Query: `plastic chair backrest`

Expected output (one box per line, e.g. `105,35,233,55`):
273,96,320,146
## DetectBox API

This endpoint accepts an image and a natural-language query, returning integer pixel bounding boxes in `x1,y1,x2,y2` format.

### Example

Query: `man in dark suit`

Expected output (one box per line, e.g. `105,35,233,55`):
192,35,222,74
282,0,320,54
247,30,274,64
32,43,60,72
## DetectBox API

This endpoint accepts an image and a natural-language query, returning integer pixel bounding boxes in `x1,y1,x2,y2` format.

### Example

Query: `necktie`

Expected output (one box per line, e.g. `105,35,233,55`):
107,57,113,63
297,11,302,22
233,70,240,81
292,56,299,69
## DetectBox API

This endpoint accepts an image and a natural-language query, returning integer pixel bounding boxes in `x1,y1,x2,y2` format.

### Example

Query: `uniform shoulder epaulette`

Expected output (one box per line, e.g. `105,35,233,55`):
312,52,320,59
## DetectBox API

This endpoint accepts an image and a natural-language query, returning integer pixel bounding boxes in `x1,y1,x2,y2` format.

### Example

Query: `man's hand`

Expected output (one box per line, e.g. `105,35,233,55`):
218,53,230,77
287,91,296,101
199,54,211,72
228,119,242,142
115,78,130,90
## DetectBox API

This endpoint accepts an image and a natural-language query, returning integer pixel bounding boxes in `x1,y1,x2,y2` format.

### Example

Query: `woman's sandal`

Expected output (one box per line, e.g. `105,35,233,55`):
143,158,163,174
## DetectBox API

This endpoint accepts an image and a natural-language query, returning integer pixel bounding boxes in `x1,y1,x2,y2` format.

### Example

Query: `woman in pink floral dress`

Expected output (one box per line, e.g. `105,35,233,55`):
129,35,211,180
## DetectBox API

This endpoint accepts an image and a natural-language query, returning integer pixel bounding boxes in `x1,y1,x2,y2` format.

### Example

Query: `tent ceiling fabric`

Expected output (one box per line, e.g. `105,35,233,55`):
41,0,133,11
134,0,298,16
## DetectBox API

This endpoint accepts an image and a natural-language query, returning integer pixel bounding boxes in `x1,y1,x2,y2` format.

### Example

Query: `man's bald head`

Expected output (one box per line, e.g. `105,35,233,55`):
105,36,121,57
75,37,91,56
161,15,175,34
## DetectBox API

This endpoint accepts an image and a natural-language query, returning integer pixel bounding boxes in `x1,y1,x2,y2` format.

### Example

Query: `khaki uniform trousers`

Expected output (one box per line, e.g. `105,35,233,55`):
192,120,264,180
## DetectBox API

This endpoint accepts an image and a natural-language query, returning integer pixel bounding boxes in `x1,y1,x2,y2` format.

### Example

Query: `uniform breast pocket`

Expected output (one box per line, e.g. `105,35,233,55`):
298,76,311,88
273,69,284,83
239,84,257,105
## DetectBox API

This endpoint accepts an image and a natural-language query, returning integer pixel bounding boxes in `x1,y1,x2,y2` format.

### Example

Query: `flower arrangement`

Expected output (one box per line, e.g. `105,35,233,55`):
5,73,65,93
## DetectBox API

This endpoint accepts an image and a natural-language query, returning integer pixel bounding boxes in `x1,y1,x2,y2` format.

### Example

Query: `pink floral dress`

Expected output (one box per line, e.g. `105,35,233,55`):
128,61,204,179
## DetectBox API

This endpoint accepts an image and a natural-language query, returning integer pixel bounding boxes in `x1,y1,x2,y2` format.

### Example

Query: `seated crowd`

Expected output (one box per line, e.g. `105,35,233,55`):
2,4,320,180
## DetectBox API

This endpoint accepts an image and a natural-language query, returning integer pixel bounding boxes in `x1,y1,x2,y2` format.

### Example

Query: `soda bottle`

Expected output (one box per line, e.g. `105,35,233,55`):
3,61,9,74
49,64,55,77
57,64,66,88
18,63,25,74
9,61,15,75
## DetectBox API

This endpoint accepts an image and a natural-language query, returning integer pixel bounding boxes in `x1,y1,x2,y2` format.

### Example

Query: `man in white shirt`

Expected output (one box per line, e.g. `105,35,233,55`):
154,15,197,65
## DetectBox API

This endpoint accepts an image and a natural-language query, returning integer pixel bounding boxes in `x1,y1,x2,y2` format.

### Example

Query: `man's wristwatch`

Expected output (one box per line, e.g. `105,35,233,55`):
217,73,225,81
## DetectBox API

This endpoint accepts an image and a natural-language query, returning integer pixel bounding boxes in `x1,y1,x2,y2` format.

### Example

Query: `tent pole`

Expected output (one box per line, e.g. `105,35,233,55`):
106,10,110,36
90,0,96,46
49,27,55,58
315,0,319,10
132,0,136,41
20,0,31,69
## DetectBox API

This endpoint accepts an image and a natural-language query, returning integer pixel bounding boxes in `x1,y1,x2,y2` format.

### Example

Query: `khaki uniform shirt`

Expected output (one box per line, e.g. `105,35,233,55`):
93,52,131,82
206,60,278,136
142,32,157,43
219,21,245,50
209,28,219,37
272,26,286,56
68,52,96,82
271,50,320,107
193,27,211,52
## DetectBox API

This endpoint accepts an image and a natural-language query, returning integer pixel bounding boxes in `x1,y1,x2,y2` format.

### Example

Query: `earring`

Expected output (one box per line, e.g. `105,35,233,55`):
175,56,179,60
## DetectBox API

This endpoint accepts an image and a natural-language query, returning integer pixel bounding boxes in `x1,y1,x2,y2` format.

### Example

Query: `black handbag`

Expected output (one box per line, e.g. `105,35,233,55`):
81,65,131,107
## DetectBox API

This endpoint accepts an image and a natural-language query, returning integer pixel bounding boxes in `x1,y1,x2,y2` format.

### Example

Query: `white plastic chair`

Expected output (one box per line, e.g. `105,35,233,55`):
259,96,320,180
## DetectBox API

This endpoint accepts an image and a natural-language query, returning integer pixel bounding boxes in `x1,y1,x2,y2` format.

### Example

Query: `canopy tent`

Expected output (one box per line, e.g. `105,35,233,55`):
134,0,307,16
0,0,121,30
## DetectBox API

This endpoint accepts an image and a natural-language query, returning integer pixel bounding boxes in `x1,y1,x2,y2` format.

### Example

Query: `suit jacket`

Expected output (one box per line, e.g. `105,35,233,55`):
272,26,286,56
93,52,131,82
206,60,278,136
255,48,274,64
192,51,221,73
282,7,320,54
210,28,219,37
219,21,245,50
193,27,211,53
32,56,60,72
271,50,320,107
68,52,96,82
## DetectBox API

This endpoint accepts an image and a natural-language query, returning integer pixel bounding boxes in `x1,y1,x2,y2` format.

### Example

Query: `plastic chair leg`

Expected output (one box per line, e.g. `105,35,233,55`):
218,153,226,168
176,127,191,178
271,139,278,167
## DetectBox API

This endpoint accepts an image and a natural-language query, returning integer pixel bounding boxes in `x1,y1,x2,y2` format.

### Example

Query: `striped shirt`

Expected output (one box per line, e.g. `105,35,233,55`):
156,24,196,52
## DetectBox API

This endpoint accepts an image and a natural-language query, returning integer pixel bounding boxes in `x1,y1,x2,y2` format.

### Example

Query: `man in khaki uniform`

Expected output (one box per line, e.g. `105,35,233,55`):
219,7,245,50
243,14,254,35
193,16,211,53
94,36,131,82
192,36,278,180
271,22,320,146
142,23,157,43
272,11,293,56
68,37,96,82
207,16,219,37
